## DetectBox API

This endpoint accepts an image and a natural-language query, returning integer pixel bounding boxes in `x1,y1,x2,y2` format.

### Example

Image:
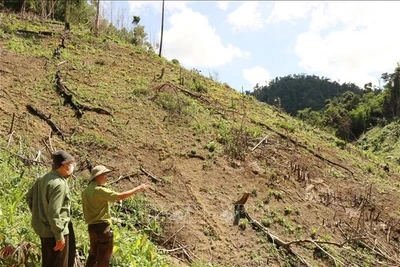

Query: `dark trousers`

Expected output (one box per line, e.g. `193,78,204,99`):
86,223,113,267
40,222,76,267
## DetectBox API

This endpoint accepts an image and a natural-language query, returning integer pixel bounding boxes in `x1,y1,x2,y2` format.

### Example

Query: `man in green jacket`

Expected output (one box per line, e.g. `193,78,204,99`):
82,165,150,267
26,150,76,267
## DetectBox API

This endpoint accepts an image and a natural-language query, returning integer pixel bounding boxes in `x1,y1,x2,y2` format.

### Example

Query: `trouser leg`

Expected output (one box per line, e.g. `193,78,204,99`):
86,223,113,267
40,234,69,267
68,222,76,267
95,227,113,267
86,229,97,267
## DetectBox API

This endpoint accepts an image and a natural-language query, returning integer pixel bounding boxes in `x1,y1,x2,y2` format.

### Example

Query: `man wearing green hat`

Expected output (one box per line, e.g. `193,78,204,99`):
26,150,77,267
81,165,150,267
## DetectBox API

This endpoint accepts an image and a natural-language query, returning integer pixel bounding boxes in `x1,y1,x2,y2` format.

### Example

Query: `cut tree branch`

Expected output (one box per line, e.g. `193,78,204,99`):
26,105,65,140
109,173,138,185
251,134,269,152
55,71,112,118
139,166,163,183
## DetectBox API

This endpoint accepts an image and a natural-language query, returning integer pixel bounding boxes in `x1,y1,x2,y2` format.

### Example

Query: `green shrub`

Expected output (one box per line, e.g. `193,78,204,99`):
204,141,218,152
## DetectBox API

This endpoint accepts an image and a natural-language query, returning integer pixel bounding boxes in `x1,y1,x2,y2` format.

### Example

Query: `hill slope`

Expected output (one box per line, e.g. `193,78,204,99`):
357,120,400,161
1,13,400,266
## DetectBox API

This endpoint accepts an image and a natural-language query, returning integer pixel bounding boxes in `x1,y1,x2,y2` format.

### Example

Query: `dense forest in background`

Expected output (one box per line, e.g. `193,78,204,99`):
251,74,363,115
251,66,400,141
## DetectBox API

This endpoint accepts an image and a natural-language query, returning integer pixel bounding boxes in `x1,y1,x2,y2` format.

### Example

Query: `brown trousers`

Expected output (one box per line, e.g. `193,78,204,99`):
86,223,114,267
40,222,76,267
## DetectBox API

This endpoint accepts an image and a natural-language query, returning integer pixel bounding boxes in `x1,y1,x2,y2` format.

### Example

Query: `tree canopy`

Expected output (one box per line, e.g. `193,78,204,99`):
251,74,363,115
250,66,400,142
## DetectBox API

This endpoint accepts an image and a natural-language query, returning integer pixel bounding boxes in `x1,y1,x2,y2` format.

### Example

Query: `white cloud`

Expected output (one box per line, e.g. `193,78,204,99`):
308,2,380,32
126,1,158,14
243,66,270,87
127,1,188,15
227,2,263,31
292,2,400,87
163,7,250,67
216,1,229,11
266,1,318,24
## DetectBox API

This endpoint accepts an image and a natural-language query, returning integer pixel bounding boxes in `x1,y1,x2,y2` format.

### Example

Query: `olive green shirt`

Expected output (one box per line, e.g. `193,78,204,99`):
81,181,119,225
26,170,71,241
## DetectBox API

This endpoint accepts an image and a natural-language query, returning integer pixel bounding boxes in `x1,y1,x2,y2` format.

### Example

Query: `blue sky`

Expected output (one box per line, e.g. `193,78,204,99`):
102,1,400,91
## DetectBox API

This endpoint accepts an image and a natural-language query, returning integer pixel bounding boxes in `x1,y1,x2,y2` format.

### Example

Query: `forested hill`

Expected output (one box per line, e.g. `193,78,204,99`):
250,74,363,115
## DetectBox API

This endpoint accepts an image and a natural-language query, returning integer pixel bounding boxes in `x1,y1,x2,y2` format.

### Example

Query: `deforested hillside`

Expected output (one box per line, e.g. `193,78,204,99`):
1,13,400,267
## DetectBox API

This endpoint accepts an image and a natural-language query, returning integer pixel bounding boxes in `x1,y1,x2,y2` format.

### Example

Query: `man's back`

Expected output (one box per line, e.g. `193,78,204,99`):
26,170,70,239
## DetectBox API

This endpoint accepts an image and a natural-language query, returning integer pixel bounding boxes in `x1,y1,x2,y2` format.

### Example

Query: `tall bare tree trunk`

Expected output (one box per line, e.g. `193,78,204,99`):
158,0,165,57
65,0,70,24
21,0,26,17
94,0,100,36
40,0,46,20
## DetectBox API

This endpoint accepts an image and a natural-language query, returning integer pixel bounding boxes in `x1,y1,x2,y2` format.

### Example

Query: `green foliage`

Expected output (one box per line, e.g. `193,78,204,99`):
278,122,295,133
131,77,149,97
2,1,96,25
69,132,110,149
334,138,347,149
238,218,249,231
251,67,400,144
0,150,42,266
251,74,363,115
310,227,318,239
132,25,148,47
154,92,181,112
171,58,179,65
295,80,389,142
191,78,208,93
297,107,324,126
357,120,400,159
382,64,400,119
112,231,168,266
284,207,292,215
204,141,218,152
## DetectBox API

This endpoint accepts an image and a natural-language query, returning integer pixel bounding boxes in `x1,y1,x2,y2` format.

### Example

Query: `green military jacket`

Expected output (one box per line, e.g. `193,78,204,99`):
26,170,71,241
81,181,119,225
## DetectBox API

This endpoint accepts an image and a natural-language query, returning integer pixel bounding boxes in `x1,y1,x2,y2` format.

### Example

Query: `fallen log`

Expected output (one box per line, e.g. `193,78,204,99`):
109,173,138,185
26,105,65,140
55,71,112,118
55,71,84,118
251,134,269,152
139,166,163,183
17,29,56,36
81,106,112,116
187,153,206,160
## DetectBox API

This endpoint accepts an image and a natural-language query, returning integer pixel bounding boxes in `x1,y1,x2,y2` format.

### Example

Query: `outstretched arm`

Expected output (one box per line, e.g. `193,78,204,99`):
117,183,150,200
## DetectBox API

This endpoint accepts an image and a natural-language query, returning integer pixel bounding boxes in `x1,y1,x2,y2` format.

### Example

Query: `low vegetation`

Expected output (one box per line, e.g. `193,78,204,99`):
0,8,400,267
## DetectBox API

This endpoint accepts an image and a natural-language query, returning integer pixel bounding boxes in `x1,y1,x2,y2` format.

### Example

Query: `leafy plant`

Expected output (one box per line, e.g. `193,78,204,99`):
204,141,218,152
238,218,249,231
